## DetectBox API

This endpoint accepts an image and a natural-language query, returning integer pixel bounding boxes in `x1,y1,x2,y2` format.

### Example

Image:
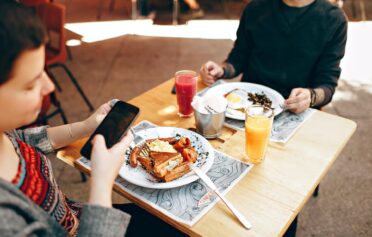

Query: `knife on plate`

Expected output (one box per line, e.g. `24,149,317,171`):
192,166,252,229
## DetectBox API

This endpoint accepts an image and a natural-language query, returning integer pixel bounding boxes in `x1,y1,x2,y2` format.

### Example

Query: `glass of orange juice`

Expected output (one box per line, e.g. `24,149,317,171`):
245,105,274,164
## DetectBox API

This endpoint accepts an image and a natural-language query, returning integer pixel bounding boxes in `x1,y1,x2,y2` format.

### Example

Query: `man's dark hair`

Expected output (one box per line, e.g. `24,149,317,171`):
0,1,47,84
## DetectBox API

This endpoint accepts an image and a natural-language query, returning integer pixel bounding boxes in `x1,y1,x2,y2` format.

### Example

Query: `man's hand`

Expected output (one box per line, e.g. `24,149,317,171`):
89,132,133,207
284,88,311,113
200,61,224,86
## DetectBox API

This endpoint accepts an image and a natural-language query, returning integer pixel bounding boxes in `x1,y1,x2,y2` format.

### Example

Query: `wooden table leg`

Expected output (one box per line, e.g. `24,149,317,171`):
360,0,366,21
173,0,178,25
97,0,104,20
132,0,137,20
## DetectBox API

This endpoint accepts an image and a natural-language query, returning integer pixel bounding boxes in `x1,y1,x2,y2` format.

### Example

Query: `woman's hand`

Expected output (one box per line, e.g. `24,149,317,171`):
84,100,114,134
88,132,133,207
284,88,311,113
200,61,224,86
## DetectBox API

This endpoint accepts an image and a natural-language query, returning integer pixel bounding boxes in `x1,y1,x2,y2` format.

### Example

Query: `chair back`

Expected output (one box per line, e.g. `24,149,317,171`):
36,2,67,65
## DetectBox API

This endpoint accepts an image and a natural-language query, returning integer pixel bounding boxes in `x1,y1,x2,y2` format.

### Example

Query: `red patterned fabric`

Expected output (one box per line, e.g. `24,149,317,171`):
11,139,82,235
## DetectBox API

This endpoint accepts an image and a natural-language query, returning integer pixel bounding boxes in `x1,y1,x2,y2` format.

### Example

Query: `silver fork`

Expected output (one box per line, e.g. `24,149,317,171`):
129,128,151,156
205,105,219,114
140,143,151,157
279,103,288,111
130,128,144,144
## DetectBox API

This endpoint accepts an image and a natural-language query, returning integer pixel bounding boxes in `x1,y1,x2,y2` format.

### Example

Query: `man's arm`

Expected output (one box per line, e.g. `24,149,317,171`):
223,7,252,79
286,17,347,113
310,16,348,107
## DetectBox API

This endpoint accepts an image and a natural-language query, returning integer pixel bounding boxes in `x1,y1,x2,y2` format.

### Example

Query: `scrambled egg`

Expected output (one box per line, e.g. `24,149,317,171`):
148,139,177,153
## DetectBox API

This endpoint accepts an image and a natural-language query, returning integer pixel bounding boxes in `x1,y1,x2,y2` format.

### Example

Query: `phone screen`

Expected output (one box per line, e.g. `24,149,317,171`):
80,101,140,159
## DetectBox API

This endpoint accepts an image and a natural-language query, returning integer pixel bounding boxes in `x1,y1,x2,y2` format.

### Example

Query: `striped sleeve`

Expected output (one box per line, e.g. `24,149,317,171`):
12,126,54,154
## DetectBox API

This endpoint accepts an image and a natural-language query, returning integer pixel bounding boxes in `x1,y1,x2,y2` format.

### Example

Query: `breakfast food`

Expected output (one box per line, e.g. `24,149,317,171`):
247,92,272,109
224,89,248,111
224,89,273,113
129,137,198,182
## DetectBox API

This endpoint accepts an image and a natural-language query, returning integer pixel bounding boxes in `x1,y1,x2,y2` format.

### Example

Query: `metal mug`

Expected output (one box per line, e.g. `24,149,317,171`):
193,107,226,139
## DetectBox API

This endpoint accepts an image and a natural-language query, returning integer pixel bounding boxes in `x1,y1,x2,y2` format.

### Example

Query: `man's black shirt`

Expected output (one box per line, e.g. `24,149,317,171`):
280,0,314,27
225,0,347,106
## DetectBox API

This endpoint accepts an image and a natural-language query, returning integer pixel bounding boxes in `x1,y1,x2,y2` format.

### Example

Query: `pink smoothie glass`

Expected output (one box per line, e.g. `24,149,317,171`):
175,70,198,117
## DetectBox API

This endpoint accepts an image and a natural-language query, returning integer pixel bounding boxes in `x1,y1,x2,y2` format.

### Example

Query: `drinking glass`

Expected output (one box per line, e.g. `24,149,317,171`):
175,70,198,117
245,105,274,164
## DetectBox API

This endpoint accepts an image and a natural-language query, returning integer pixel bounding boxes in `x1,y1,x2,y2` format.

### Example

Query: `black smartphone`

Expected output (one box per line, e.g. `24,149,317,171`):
80,100,140,159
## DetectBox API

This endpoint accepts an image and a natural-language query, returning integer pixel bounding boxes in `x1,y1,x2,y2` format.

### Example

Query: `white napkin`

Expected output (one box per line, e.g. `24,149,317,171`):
192,94,228,114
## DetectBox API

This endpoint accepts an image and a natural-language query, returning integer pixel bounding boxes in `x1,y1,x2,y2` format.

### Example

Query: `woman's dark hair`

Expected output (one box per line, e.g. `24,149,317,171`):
0,1,47,84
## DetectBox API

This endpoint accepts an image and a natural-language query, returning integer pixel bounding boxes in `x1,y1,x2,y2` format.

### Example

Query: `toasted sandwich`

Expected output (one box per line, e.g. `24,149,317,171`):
133,137,197,182
151,151,183,178
163,162,191,182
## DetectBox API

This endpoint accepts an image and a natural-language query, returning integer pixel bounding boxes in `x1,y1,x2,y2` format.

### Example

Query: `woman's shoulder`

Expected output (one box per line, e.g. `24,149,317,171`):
5,129,19,140
6,126,54,154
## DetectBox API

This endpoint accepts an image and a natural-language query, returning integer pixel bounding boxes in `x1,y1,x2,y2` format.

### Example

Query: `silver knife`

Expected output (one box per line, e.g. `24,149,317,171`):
192,166,252,229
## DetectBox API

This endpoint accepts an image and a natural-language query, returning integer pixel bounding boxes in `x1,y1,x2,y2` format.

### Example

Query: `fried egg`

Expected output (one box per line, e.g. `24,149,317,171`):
225,89,248,110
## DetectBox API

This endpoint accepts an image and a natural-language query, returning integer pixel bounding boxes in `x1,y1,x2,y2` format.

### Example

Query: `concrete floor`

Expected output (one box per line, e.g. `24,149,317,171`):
46,0,372,236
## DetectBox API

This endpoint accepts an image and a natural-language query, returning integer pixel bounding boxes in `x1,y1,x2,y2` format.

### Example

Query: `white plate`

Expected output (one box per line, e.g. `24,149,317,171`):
119,127,214,189
204,82,285,120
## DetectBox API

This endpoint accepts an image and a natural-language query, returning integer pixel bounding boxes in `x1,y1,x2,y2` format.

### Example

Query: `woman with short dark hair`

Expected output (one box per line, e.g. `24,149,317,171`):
0,1,185,236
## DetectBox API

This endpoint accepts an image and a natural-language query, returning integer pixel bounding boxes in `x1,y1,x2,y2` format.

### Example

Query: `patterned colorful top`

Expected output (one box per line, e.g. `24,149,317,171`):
7,126,82,236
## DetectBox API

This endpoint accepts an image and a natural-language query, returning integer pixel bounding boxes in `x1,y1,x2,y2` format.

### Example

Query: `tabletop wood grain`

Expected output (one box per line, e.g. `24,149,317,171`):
57,78,356,237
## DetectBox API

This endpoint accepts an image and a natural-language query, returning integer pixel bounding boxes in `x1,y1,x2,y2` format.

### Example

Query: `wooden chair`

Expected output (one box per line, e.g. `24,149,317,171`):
36,2,94,112
37,93,68,125
97,0,179,24
97,0,136,20
349,0,367,21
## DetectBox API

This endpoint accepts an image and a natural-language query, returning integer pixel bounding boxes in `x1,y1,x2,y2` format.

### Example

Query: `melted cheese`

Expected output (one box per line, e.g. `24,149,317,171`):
166,159,180,171
148,139,177,153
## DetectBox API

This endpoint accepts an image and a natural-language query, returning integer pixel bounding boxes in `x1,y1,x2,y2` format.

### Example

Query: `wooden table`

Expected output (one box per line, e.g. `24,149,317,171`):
57,79,356,237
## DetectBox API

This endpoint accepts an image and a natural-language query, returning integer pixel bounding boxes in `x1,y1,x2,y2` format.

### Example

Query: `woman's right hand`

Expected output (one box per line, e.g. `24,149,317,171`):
88,132,133,207
200,61,224,86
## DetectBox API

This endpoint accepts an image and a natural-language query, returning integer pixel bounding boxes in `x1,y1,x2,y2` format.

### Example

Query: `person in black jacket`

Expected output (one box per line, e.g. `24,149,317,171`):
200,0,347,113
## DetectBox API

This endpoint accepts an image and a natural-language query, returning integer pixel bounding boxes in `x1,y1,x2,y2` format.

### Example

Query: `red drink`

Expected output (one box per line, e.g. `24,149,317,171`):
175,70,198,117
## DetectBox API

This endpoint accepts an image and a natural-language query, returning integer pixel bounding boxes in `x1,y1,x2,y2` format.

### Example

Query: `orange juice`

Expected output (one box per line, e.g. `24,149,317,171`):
245,106,274,164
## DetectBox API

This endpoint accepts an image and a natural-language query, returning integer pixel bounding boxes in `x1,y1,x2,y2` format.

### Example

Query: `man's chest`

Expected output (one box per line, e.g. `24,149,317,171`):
247,17,329,58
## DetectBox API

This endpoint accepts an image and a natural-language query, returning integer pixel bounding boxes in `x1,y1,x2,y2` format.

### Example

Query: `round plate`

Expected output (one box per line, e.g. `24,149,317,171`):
119,127,214,189
204,82,285,120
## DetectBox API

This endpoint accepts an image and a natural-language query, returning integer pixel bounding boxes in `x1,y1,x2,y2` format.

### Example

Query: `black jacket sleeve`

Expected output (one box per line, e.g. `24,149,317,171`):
311,14,348,106
225,7,252,78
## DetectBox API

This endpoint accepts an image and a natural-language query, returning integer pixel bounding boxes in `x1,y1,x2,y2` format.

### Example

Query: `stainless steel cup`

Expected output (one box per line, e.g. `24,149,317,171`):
193,107,226,139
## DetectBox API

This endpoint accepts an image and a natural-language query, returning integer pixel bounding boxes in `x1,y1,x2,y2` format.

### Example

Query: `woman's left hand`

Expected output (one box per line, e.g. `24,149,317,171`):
284,88,311,113
84,100,115,133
